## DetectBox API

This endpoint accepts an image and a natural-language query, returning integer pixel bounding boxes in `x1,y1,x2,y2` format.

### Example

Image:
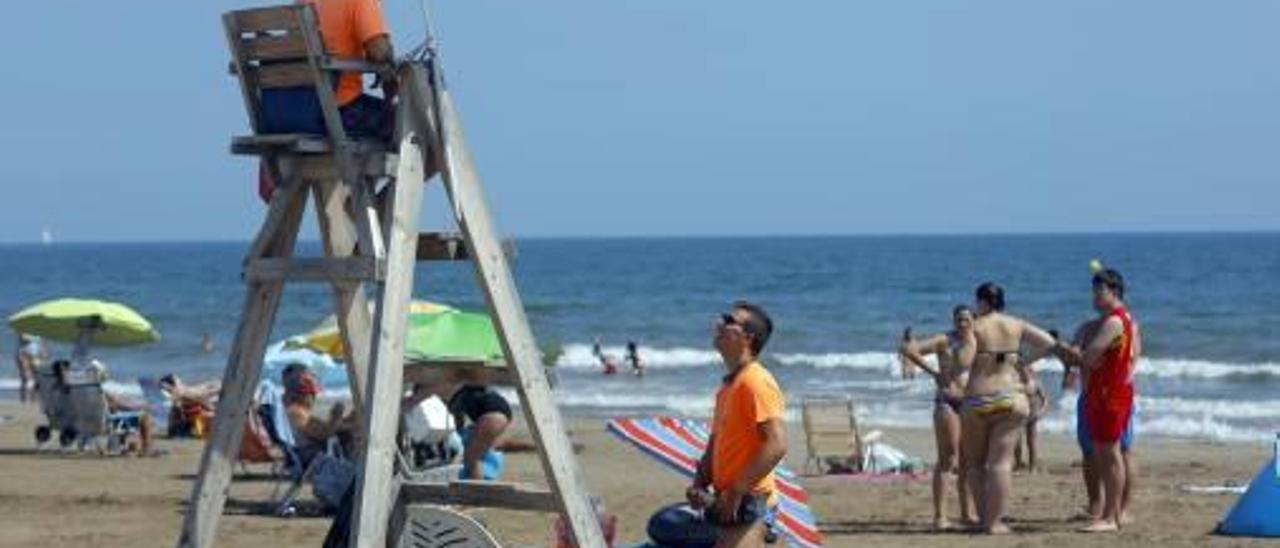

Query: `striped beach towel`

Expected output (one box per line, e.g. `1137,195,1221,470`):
606,416,823,548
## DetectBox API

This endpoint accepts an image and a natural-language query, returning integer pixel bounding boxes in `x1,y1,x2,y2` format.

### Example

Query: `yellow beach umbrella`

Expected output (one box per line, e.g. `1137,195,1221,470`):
295,300,456,357
8,298,160,347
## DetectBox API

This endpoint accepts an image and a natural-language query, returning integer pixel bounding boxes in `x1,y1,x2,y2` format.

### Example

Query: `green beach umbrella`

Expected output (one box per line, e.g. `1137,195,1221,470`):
8,298,160,347
404,310,504,364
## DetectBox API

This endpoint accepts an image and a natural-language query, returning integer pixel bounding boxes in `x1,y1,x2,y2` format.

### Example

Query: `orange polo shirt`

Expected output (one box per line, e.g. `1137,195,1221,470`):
712,361,786,504
299,0,389,106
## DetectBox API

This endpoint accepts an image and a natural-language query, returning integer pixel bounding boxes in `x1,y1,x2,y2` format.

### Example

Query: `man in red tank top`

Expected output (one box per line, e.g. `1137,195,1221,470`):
1077,268,1140,533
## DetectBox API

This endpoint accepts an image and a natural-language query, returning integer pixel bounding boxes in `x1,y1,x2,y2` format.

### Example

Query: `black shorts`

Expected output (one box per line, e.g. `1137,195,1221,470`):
448,385,512,423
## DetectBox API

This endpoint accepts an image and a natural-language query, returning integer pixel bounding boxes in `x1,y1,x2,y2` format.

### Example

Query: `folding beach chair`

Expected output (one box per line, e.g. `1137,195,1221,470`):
137,376,173,435
254,382,352,516
800,396,882,475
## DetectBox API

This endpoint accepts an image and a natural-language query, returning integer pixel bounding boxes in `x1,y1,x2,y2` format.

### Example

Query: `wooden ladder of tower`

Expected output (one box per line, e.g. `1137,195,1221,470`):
178,6,606,548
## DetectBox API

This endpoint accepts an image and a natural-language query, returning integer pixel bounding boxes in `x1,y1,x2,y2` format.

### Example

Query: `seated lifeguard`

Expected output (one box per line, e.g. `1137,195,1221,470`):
260,0,397,140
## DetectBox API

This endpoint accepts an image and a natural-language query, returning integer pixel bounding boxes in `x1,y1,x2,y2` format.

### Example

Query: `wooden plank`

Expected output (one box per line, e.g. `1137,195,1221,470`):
242,33,308,61
348,179,386,261
403,359,515,387
229,6,303,34
231,135,331,155
399,481,559,513
312,179,374,427
254,62,315,89
416,232,517,261
243,257,384,283
415,232,467,261
222,12,263,134
348,131,429,548
178,185,307,548
297,6,350,150
289,151,393,181
415,61,607,548
321,58,391,74
244,176,306,268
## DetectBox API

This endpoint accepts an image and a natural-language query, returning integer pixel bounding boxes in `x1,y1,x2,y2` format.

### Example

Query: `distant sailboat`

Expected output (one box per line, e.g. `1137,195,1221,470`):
40,227,53,246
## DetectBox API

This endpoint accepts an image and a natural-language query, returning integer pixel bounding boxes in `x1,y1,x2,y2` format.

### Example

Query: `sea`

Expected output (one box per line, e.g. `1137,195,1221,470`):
1,234,1277,444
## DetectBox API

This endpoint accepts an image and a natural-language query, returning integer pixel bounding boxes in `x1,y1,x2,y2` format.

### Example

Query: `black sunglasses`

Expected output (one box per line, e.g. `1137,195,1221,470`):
719,312,759,335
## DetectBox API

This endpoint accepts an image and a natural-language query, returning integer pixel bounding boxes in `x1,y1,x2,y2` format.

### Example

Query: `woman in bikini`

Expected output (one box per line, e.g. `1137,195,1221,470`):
900,305,978,529
963,282,1062,534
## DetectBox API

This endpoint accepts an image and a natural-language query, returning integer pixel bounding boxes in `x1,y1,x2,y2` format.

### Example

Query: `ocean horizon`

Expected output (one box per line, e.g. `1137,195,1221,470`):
3,228,1278,246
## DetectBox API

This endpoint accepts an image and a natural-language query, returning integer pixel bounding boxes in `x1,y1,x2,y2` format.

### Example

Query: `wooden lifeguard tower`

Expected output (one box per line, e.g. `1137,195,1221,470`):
179,6,605,547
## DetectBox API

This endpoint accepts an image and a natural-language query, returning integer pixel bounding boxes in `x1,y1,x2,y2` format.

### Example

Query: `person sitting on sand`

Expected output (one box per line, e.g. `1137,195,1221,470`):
80,359,156,456
685,301,787,548
963,282,1066,535
404,382,517,480
899,305,978,530
1058,268,1141,533
158,374,220,438
284,369,357,461
626,340,646,377
448,384,515,479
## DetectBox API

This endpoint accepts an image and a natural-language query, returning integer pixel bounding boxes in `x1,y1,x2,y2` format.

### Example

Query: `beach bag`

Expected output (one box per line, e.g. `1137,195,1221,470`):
646,503,719,548
404,395,455,445
311,454,356,510
238,410,274,463
864,442,925,473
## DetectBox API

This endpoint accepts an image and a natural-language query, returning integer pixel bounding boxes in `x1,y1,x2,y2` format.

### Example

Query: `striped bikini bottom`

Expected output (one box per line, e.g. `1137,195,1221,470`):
962,392,1027,417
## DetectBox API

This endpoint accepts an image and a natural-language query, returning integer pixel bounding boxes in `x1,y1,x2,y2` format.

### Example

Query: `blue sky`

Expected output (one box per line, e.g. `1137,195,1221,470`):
1,1,1277,242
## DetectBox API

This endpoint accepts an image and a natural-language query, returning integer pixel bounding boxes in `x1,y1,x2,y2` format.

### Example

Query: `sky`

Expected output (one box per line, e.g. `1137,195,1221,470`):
0,1,1277,242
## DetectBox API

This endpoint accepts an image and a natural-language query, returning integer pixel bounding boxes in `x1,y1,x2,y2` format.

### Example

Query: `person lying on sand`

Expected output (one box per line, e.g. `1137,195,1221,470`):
159,374,219,438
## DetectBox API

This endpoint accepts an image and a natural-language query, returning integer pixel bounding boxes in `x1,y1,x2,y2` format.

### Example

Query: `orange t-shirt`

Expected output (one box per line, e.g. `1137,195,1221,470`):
711,361,786,504
298,0,389,106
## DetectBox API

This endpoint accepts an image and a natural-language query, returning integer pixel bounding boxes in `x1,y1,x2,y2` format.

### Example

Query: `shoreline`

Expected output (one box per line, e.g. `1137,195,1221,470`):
0,400,1273,547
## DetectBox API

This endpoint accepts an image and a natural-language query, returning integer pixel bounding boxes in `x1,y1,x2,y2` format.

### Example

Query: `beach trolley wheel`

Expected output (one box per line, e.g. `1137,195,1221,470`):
34,425,51,445
392,504,501,548
58,427,78,448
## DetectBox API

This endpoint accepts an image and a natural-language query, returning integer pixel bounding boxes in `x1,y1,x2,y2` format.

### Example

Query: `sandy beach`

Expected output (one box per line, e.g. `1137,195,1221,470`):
0,400,1271,547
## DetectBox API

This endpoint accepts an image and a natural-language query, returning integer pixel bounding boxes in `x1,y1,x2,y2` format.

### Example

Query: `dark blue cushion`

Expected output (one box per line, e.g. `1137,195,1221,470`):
260,87,325,134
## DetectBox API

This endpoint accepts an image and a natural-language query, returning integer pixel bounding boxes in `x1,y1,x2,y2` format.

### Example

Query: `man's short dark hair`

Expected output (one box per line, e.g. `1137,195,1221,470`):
733,300,773,355
1092,268,1125,301
975,282,1005,311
